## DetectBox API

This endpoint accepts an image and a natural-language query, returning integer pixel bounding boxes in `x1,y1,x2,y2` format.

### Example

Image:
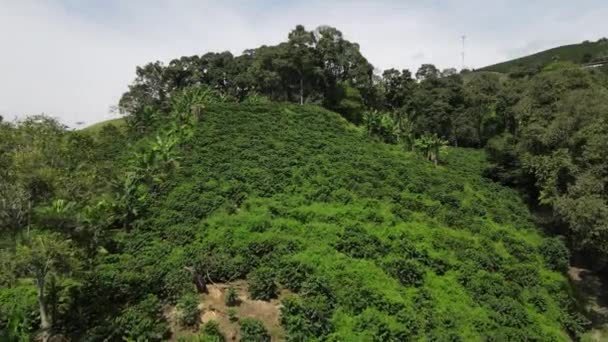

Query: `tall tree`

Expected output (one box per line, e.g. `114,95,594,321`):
415,64,440,81
13,231,80,342
461,72,502,146
287,25,320,105
381,68,415,110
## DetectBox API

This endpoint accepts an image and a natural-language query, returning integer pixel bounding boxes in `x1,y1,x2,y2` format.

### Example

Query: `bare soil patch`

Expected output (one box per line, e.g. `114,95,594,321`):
167,280,290,341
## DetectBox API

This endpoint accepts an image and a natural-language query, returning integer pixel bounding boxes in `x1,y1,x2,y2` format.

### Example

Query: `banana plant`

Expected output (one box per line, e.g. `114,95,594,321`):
414,133,448,166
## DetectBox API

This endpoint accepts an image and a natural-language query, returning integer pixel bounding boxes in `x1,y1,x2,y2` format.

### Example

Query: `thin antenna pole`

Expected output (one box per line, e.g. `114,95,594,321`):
461,35,466,70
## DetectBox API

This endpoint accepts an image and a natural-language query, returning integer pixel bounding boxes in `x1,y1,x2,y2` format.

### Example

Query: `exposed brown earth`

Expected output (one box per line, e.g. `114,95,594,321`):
167,280,290,341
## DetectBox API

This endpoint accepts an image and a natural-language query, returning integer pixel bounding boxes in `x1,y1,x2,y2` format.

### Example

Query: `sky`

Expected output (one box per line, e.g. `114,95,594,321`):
1,0,607,126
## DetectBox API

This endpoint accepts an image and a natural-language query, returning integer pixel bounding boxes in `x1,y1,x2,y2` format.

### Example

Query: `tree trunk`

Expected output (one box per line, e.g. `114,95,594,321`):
193,273,207,294
184,267,207,293
36,277,51,342
299,77,304,105
27,200,32,234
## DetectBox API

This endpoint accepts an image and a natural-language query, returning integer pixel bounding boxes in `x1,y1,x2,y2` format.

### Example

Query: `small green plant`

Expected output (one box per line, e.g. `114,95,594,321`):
225,287,239,306
201,320,224,342
227,308,238,322
178,293,200,327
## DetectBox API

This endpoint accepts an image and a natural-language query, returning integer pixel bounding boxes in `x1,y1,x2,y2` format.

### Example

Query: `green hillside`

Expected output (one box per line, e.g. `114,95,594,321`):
81,117,126,134
480,38,608,73
93,102,572,340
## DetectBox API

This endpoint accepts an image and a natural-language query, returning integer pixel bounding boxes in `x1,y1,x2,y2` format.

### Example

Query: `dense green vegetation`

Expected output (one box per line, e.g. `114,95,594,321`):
80,118,126,136
0,98,584,340
2,24,608,341
485,67,608,269
480,37,608,75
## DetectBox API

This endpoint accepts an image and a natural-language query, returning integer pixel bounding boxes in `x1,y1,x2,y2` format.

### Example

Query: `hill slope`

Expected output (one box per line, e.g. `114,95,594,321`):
90,103,577,340
480,39,608,73
125,103,576,340
80,117,126,134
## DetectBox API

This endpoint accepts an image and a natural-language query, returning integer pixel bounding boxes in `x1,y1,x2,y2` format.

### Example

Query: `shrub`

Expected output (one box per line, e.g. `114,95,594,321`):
354,308,411,341
504,264,540,287
163,262,196,302
249,217,271,233
201,320,225,342
178,293,201,327
331,188,354,204
300,276,336,305
225,287,239,306
526,289,548,312
383,258,426,287
240,318,270,342
113,294,169,341
280,296,334,340
560,310,591,338
248,267,277,300
334,226,386,259
539,237,570,272
486,297,531,328
276,260,312,292
0,286,38,341
227,308,238,322
464,270,520,302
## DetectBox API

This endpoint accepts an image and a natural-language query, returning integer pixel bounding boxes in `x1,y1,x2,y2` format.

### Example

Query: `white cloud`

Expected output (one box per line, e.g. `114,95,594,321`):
0,0,607,126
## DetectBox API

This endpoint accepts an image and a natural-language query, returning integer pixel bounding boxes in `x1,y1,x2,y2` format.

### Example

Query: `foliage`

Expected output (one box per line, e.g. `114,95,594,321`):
0,100,582,340
200,320,224,342
119,25,375,127
486,67,608,268
247,267,277,301
2,24,600,340
480,38,608,73
113,294,168,341
413,134,448,165
177,293,200,327
227,308,238,322
225,287,239,306
382,258,426,287
539,237,571,272
334,226,386,259
239,318,270,342
280,296,333,340
0,286,37,342
12,231,81,341
275,260,311,293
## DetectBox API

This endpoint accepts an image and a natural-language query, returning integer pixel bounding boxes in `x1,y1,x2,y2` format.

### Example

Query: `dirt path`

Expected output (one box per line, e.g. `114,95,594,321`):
568,267,608,340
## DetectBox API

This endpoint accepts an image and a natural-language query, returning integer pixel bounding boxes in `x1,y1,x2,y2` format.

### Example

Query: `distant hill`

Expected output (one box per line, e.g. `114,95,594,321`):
480,38,608,73
80,117,125,134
